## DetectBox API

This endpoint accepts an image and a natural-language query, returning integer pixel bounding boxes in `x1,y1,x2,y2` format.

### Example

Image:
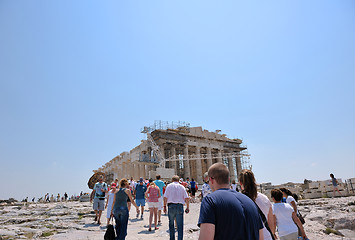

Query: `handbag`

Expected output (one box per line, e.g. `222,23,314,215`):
297,211,305,224
104,224,115,240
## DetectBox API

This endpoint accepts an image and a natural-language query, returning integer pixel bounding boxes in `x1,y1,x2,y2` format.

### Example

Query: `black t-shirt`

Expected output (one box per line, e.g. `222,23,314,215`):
198,188,263,240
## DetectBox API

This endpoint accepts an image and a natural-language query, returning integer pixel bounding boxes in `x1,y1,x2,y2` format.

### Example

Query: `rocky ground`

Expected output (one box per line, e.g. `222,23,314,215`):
0,196,354,239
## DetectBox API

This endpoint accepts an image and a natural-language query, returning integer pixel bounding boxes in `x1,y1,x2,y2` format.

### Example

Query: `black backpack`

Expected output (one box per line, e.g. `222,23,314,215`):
104,224,115,240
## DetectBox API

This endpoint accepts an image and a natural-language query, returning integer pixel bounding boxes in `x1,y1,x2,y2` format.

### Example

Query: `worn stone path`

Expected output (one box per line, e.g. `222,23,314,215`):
1,196,355,239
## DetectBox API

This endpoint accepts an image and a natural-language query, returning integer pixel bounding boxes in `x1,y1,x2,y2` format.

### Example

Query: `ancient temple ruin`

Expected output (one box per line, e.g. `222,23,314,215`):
94,122,251,184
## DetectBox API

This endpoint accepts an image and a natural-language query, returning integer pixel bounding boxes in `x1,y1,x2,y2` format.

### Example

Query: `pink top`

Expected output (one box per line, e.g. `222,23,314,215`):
164,182,189,205
147,187,160,202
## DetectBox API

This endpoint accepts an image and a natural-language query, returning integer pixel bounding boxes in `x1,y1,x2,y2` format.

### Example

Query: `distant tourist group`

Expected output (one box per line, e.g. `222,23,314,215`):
90,164,316,240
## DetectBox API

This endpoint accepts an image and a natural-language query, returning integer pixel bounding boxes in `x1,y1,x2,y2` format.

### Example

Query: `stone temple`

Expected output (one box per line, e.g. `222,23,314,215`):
94,122,251,184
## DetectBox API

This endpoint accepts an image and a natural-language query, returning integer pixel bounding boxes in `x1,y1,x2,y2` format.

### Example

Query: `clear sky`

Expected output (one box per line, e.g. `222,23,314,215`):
1,0,354,200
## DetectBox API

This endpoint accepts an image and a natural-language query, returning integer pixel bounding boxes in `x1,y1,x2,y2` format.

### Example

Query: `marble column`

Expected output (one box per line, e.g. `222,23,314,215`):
171,145,176,175
184,145,191,179
217,149,223,163
206,147,213,170
195,147,203,183
228,156,236,182
236,154,242,177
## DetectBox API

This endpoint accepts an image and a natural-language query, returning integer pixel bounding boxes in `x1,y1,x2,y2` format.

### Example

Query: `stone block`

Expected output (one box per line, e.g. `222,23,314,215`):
308,182,320,189
303,192,322,199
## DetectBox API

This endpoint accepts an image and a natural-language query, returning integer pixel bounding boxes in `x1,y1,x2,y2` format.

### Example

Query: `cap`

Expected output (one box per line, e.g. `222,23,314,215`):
111,183,117,187
139,177,144,182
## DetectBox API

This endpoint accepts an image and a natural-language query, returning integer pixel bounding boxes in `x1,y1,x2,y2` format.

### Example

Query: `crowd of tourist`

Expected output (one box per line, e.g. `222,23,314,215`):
92,165,312,240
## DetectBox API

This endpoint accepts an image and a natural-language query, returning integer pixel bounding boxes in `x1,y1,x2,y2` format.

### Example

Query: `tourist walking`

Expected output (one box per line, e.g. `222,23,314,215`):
134,178,147,219
164,175,190,240
271,189,307,240
330,173,342,197
230,179,239,192
201,172,212,200
105,182,117,226
154,175,166,225
239,169,275,240
111,178,139,240
198,163,263,240
146,182,161,231
190,178,197,202
90,175,108,225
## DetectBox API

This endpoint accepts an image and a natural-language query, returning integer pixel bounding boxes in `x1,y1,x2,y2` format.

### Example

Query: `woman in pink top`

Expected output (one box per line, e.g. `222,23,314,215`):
145,182,161,231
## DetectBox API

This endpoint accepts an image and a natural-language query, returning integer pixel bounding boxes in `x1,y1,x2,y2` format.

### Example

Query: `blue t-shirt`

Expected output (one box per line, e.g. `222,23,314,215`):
154,180,165,196
135,184,147,199
190,181,196,189
198,188,263,240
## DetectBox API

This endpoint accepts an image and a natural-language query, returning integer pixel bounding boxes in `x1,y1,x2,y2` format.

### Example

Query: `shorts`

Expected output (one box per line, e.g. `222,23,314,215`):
93,198,105,211
157,197,163,210
191,188,196,196
148,201,159,209
136,198,146,207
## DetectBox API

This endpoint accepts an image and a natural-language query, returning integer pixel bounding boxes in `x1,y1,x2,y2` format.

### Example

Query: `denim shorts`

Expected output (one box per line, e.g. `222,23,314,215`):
136,198,146,206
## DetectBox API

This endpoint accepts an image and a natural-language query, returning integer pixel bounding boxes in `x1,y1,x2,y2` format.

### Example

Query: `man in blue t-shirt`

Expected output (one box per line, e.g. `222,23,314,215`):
134,177,147,219
154,175,166,224
198,163,263,240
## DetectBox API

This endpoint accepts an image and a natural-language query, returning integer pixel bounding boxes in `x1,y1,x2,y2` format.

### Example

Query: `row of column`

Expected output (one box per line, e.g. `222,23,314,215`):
108,147,241,184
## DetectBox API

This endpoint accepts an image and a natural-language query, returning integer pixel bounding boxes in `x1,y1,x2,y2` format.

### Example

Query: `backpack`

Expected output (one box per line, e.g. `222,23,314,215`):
104,224,115,240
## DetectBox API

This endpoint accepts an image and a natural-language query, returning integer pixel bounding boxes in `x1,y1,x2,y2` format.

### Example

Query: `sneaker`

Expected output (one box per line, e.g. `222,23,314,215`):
158,220,161,225
136,213,139,218
141,214,143,219
94,216,97,221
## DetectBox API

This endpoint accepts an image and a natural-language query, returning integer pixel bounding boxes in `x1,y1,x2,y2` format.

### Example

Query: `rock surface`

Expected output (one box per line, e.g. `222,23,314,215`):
0,196,354,239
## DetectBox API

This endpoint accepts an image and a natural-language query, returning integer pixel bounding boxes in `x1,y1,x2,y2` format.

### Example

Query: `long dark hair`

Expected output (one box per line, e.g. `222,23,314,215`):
238,169,257,201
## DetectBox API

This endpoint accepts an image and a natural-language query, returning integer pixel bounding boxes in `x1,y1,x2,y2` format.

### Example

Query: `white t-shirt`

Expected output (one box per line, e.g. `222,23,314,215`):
272,203,298,237
255,193,273,240
286,195,297,211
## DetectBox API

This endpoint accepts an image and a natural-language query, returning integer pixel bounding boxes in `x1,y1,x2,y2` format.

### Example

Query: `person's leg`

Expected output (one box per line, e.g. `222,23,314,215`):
175,204,184,240
136,200,140,218
158,197,163,223
336,187,342,195
117,207,129,240
113,210,120,239
154,207,158,230
141,206,144,218
93,198,99,222
127,202,131,212
149,207,153,230
168,204,177,240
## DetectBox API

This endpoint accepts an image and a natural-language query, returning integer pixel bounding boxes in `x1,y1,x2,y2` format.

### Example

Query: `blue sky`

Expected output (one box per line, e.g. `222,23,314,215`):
1,0,354,200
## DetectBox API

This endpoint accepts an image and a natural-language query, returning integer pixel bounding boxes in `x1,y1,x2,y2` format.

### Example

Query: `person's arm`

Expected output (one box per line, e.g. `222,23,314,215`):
198,223,215,240
145,187,150,199
185,197,190,213
271,214,277,238
289,200,297,214
105,193,109,209
110,192,116,216
292,212,307,239
163,196,168,214
158,188,161,198
90,190,95,202
267,206,276,239
259,229,264,240
125,189,139,211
